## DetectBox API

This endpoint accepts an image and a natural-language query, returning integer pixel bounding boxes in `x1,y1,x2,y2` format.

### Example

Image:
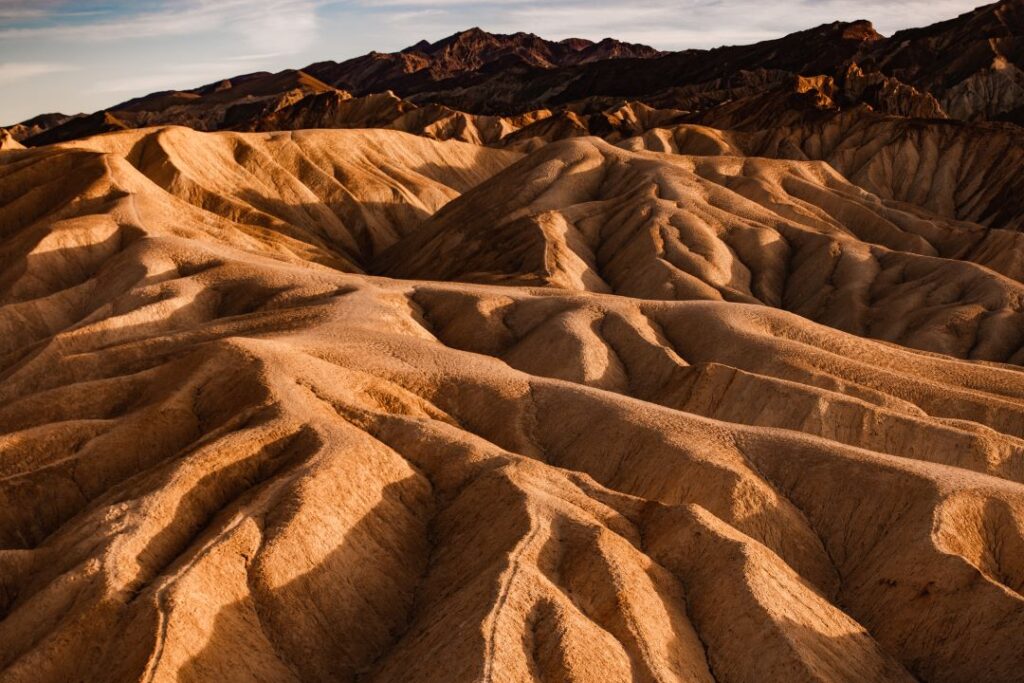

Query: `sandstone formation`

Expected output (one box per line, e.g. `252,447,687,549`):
3,3,1024,682
627,112,1024,232
862,0,1024,122
379,136,1024,362
1,121,1024,682
0,129,24,151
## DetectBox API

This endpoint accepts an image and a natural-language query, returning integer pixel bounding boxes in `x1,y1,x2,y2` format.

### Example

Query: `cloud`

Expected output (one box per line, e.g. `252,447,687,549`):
382,9,446,24
357,0,535,6
0,61,77,85
94,55,285,94
364,0,982,48
0,8,48,21
0,0,984,54
0,0,322,54
233,1,318,55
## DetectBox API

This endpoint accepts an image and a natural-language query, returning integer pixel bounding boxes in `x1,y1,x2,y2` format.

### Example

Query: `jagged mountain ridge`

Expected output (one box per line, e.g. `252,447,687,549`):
10,1,1024,147
303,27,663,95
862,0,1024,120
5,29,660,146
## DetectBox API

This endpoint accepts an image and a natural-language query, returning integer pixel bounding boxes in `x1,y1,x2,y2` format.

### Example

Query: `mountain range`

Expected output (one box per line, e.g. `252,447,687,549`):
6,0,1024,149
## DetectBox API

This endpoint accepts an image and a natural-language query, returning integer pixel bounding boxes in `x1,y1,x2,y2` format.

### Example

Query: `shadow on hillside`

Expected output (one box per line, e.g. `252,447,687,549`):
175,473,440,682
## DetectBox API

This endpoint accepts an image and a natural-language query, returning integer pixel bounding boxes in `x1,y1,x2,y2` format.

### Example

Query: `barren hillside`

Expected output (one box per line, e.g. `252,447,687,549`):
3,2,1024,681
1,124,1023,683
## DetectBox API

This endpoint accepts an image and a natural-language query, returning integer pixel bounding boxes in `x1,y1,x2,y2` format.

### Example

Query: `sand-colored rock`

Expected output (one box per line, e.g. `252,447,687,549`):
0,129,24,151
628,111,1024,232
1,125,1024,683
380,135,1024,362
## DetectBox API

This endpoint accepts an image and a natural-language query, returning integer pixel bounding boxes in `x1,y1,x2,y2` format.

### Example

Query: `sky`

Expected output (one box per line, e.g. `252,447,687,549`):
0,0,987,124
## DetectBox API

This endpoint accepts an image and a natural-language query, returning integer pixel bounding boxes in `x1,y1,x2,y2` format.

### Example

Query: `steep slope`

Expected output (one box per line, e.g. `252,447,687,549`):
243,90,688,150
243,90,552,146
61,126,519,260
673,69,946,130
4,113,83,142
0,130,24,151
863,0,1024,121
401,21,881,115
378,136,1024,363
2,127,1024,683
21,71,340,147
627,110,1024,233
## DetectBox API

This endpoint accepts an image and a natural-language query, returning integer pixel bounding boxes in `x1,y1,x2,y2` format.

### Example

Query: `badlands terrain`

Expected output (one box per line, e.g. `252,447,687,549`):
3,2,1024,682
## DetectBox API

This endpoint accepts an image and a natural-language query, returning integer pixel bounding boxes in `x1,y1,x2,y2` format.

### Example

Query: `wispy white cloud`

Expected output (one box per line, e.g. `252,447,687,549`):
0,0,985,53
382,9,446,24
232,1,319,55
95,55,284,94
0,8,48,21
362,0,985,48
226,52,287,62
0,0,322,55
0,61,78,85
357,0,536,7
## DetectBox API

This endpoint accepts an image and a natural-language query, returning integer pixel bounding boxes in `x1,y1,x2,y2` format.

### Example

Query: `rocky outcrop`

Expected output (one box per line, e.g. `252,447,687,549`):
0,129,24,151
23,111,130,146
838,63,947,118
861,0,1024,121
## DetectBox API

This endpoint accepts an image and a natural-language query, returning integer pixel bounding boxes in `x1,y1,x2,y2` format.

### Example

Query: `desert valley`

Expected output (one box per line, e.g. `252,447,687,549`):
2,1,1024,681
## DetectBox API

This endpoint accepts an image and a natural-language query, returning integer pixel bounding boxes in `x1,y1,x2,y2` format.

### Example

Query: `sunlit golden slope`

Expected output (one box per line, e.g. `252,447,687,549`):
379,136,1024,363
1,126,1024,683
626,113,1024,234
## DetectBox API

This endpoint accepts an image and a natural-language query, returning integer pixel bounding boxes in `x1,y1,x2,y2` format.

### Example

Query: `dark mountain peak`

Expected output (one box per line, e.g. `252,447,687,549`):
296,26,662,98
192,72,274,95
455,27,543,46
574,37,664,63
16,112,78,128
454,26,489,38
24,110,126,146
412,27,659,68
992,0,1024,33
836,19,882,42
2,111,84,142
559,37,596,51
16,5,1022,147
887,0,1021,42
861,0,1024,119
402,39,432,54
427,26,505,51
787,19,881,43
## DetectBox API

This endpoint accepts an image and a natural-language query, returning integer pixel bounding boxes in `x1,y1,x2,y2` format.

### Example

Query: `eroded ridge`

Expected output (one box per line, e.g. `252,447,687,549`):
1,126,1024,683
